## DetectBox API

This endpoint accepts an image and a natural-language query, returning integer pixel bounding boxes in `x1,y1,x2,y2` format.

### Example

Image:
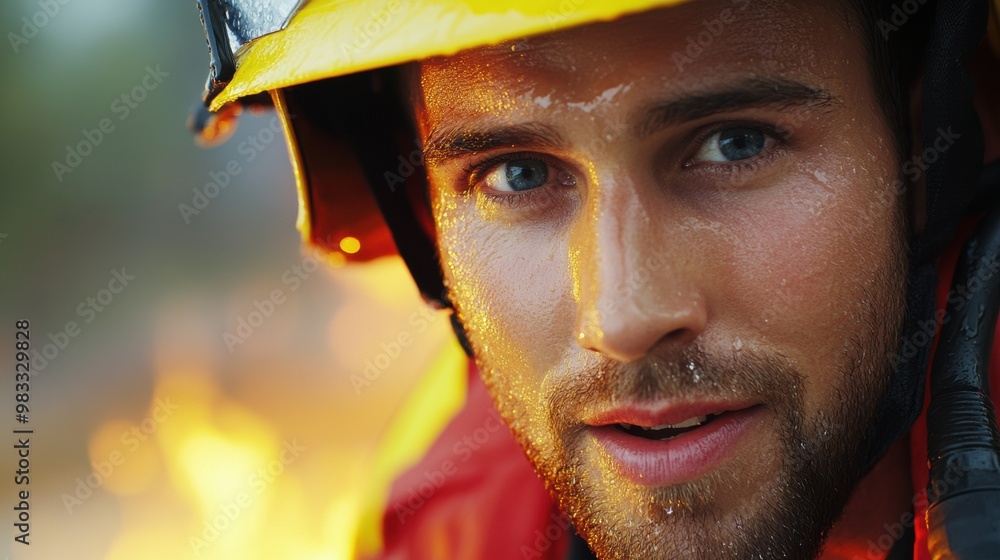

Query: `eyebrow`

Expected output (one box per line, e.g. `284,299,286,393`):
423,122,565,166
421,78,837,165
634,78,837,138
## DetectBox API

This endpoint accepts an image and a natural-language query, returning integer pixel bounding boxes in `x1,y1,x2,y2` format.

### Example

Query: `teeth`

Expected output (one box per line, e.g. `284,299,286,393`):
619,415,710,431
652,415,708,430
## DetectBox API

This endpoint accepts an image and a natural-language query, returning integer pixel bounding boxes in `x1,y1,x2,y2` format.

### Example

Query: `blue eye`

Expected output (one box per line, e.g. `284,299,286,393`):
693,127,773,163
485,158,549,192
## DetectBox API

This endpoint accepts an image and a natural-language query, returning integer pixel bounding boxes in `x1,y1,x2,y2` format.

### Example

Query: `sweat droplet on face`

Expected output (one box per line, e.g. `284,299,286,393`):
686,360,703,383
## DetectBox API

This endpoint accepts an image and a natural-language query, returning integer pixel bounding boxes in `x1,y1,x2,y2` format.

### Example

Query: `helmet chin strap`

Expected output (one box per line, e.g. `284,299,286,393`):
319,70,476,357
860,0,990,475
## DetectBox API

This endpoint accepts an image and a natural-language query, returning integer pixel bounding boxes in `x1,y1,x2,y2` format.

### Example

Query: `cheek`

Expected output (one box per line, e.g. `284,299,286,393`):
711,156,901,403
433,187,573,380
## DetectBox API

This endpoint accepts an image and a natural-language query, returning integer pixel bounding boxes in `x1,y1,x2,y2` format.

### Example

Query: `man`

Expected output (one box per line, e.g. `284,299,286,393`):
190,0,1000,558
408,3,914,557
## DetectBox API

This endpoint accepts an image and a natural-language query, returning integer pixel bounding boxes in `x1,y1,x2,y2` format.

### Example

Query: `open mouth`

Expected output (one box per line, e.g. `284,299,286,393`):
615,413,721,440
587,405,765,486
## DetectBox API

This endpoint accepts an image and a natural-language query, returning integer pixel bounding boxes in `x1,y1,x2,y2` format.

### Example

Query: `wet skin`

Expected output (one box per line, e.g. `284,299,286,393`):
407,1,913,558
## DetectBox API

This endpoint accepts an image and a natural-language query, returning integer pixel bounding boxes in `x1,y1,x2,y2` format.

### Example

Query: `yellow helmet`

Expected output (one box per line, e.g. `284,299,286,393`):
207,0,693,110
190,0,1000,303
192,0,690,296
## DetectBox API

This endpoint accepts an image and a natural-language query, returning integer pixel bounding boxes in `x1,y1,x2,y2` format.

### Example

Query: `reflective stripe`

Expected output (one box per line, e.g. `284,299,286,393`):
352,337,469,556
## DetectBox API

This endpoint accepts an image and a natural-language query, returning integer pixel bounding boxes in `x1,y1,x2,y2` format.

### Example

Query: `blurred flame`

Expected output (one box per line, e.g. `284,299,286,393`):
97,366,364,559
333,257,422,308
87,419,159,496
328,252,348,268
91,257,448,559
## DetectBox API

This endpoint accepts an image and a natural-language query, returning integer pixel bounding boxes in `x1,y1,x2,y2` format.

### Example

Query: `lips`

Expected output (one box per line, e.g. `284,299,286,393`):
585,401,765,486
615,413,719,440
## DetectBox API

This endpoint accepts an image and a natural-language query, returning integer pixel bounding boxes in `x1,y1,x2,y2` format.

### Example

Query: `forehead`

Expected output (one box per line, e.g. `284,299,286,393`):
410,0,856,129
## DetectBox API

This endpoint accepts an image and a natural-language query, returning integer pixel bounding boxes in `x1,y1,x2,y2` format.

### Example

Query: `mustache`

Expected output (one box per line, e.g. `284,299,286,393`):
548,342,805,423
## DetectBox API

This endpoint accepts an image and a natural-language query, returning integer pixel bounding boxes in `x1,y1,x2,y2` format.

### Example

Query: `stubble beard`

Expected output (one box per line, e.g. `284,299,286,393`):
470,243,907,560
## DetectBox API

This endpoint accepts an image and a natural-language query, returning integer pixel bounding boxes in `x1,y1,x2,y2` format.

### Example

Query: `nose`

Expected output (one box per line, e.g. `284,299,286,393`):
570,174,707,363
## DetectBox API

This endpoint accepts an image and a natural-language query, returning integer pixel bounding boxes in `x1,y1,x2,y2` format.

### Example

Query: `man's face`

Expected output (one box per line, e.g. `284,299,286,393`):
408,1,908,557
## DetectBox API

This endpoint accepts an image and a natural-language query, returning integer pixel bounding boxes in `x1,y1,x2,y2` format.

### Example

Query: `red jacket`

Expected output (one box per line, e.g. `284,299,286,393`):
373,224,1000,560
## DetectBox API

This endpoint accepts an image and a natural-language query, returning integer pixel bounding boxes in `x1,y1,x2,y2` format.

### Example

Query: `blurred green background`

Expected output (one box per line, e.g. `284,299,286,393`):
0,1,454,558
